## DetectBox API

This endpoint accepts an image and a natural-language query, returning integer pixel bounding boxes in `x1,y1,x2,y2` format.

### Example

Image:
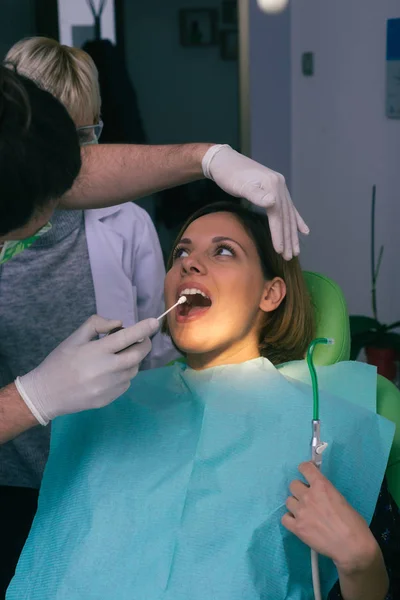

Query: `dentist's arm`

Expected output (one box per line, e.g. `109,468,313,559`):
0,383,38,443
63,143,209,207
61,143,309,260
0,316,159,444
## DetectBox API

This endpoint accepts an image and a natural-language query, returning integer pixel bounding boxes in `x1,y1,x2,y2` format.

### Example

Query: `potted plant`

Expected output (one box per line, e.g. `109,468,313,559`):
350,185,400,380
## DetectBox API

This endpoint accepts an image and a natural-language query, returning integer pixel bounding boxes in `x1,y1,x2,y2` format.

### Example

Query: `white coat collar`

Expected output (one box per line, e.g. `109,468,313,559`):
84,205,123,222
84,206,136,327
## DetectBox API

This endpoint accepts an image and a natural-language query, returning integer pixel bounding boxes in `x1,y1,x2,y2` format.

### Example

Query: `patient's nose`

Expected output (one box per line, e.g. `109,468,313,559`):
181,255,206,275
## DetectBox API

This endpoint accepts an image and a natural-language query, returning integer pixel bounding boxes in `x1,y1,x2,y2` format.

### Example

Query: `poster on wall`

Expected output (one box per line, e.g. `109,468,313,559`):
386,18,400,119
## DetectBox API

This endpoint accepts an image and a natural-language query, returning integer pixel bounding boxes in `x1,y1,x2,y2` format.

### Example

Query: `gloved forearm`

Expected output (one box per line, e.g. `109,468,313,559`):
60,142,308,260
2,315,159,439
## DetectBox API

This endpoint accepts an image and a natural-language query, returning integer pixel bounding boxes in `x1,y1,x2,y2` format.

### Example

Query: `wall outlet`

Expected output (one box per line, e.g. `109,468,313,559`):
302,52,314,76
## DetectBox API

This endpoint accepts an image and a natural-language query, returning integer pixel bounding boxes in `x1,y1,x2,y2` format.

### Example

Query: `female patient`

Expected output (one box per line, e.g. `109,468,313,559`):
7,203,400,600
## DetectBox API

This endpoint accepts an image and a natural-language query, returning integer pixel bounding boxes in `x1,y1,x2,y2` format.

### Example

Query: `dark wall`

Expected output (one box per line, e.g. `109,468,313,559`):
0,0,36,59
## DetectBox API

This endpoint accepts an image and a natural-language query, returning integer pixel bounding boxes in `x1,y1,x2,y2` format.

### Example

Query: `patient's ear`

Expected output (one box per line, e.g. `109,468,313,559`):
259,277,286,313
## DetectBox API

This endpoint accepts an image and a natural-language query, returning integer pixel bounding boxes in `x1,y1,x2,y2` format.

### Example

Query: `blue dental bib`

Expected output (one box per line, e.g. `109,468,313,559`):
7,358,394,600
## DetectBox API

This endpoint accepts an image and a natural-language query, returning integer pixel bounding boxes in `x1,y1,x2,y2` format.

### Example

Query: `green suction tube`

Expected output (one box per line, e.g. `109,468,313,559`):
306,338,335,421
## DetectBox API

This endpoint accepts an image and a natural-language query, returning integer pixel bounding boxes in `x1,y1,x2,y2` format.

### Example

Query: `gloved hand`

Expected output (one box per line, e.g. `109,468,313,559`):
15,315,159,425
202,144,309,260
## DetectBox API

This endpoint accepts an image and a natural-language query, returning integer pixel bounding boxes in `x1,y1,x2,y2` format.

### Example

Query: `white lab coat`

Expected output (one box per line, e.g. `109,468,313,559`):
84,204,180,370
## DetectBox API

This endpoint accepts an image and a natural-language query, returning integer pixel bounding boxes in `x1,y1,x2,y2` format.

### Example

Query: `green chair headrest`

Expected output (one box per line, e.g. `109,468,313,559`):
304,272,350,366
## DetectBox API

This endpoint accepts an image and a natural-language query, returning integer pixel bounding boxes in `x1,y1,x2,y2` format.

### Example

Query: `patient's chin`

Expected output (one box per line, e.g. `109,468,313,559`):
171,331,217,356
169,319,238,357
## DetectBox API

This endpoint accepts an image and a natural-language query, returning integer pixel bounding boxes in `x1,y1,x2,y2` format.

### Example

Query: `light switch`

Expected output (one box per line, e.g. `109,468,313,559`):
386,18,400,119
302,52,314,76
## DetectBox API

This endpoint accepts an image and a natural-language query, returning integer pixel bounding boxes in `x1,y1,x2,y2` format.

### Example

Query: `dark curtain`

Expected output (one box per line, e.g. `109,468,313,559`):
82,39,146,144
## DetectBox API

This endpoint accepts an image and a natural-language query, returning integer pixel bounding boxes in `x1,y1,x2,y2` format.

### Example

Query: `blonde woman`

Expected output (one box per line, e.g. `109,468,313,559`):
0,37,177,593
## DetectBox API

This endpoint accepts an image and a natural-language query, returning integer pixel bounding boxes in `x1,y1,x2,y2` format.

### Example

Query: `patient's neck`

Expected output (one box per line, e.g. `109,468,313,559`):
186,339,261,371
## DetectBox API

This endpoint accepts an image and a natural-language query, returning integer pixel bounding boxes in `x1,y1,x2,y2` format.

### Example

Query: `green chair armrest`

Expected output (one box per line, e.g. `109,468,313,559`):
377,374,400,507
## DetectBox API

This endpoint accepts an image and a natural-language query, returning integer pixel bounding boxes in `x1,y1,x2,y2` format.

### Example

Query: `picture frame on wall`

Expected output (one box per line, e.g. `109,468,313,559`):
221,1,237,25
220,29,238,60
179,9,218,47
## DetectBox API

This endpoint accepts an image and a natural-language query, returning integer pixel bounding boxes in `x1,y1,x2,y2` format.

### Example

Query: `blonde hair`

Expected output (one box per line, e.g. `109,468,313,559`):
5,37,101,126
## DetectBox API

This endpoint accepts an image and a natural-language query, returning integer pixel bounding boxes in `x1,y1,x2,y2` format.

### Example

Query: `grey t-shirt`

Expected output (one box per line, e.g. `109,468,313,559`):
0,210,96,488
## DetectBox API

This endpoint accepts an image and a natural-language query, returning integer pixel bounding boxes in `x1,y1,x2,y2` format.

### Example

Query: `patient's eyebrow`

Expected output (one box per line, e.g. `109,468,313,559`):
178,236,247,254
212,236,246,253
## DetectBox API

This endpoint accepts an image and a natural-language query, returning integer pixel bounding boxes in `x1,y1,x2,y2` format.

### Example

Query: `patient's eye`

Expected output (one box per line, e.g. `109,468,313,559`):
215,244,235,257
172,246,189,260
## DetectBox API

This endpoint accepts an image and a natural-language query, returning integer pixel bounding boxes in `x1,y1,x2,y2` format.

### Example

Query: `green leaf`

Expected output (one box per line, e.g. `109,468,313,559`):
350,331,381,360
350,330,400,359
369,332,400,351
349,315,381,337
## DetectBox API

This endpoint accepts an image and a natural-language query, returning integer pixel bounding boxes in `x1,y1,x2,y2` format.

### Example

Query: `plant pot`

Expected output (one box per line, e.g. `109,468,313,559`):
365,346,397,381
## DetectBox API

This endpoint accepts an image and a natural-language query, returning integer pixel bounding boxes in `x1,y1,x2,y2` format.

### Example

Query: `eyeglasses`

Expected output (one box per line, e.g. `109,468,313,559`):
76,120,104,146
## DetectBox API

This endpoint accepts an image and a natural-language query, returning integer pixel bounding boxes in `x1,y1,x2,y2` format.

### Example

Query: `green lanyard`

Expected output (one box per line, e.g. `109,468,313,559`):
0,222,52,265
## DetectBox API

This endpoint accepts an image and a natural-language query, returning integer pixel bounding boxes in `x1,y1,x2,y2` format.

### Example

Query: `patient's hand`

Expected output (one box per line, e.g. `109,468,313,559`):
282,462,379,574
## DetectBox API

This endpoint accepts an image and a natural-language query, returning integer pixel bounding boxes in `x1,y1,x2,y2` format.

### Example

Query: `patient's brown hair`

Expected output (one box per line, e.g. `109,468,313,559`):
165,201,315,365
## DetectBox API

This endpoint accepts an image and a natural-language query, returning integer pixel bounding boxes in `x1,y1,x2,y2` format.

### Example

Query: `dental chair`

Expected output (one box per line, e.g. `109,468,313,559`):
304,271,400,507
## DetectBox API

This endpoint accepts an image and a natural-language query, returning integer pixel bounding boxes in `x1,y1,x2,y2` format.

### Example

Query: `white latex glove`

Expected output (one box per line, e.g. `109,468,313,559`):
15,315,159,425
202,144,309,260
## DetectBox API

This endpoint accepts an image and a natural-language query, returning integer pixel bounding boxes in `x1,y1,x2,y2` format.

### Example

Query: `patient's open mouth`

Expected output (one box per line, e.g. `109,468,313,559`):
176,287,212,321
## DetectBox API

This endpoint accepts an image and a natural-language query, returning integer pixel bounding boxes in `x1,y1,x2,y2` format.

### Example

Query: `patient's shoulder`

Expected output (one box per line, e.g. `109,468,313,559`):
279,359,378,413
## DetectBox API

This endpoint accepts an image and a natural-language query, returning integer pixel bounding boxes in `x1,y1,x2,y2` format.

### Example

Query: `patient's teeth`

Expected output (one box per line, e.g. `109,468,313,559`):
179,288,211,300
